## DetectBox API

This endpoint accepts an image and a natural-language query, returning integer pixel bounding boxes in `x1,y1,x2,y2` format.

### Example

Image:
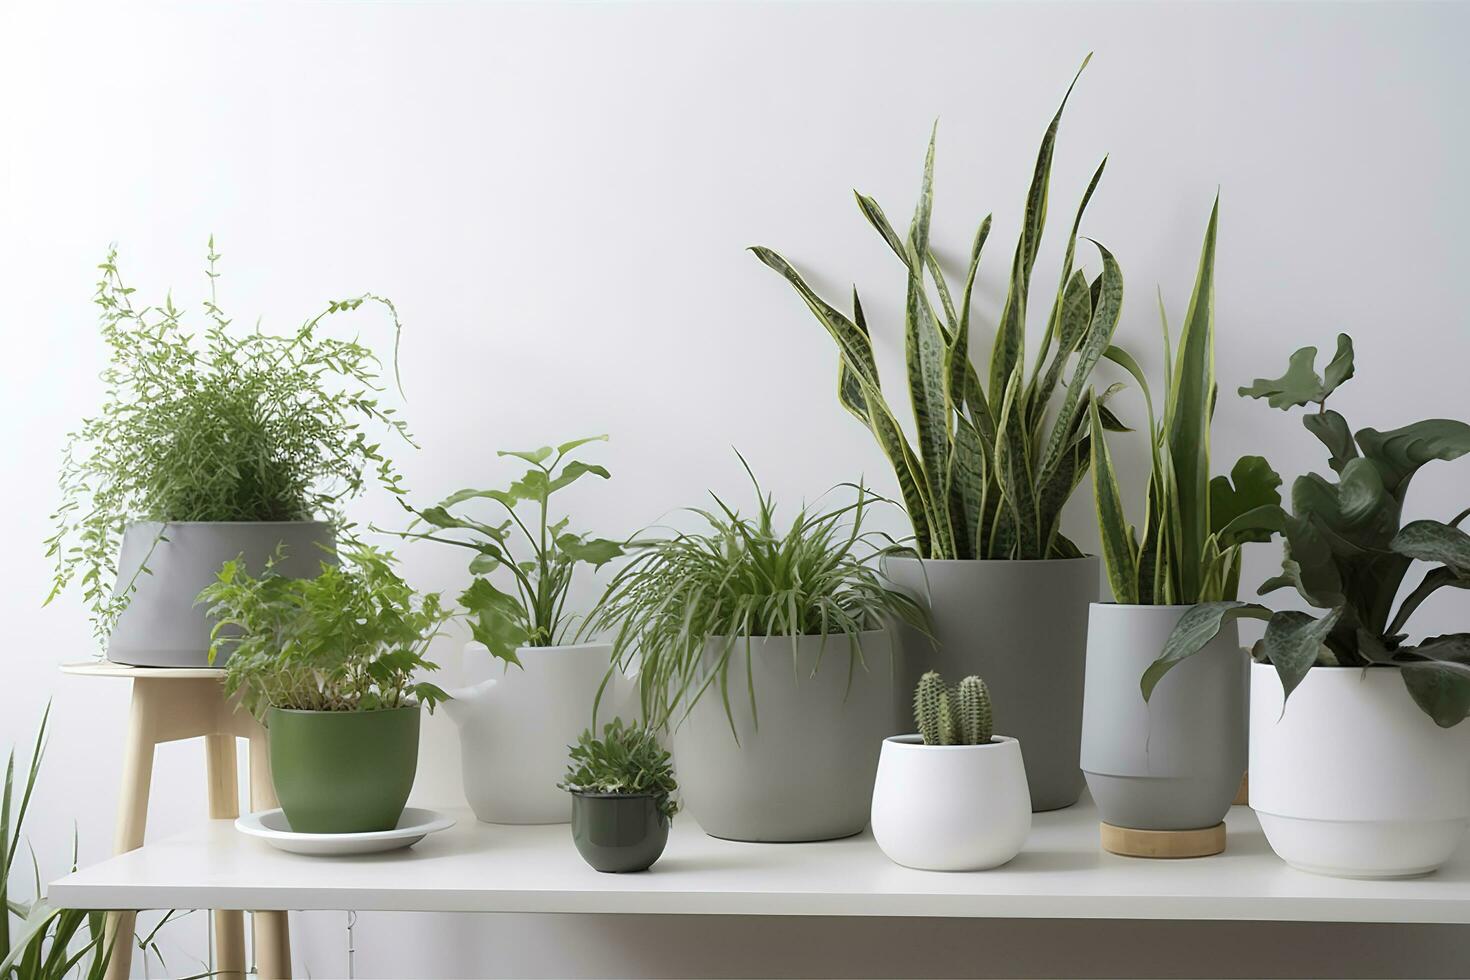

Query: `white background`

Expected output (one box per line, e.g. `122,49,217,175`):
2,1,1468,976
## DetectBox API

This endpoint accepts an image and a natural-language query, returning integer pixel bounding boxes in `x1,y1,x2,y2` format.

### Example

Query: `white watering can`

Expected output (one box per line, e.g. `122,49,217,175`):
443,641,638,824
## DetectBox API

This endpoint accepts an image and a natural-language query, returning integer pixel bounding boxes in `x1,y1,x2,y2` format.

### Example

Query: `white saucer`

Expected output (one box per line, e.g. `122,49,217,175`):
235,807,455,856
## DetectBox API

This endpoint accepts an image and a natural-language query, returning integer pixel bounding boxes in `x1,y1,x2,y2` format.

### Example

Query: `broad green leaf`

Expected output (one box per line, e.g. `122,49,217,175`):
556,534,625,568
1239,334,1353,409
548,460,612,493
1088,401,1138,604
1213,503,1286,549
1335,456,1389,529
1389,566,1470,636
1142,600,1269,701
1302,409,1358,473
507,468,551,503
468,552,502,575
1399,635,1470,728
1322,333,1355,392
1275,511,1346,608
1391,519,1470,576
1261,607,1343,705
1209,455,1283,541
1356,419,1470,502
555,435,608,456
460,578,529,664
498,446,553,465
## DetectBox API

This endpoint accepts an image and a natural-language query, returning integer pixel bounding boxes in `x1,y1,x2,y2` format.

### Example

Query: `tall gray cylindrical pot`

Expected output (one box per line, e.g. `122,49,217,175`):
107,520,337,668
671,631,897,842
1080,603,1246,830
882,556,1097,811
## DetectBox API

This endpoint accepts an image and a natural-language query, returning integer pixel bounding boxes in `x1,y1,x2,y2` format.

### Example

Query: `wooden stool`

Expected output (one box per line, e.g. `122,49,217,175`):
63,662,292,980
1100,821,1227,859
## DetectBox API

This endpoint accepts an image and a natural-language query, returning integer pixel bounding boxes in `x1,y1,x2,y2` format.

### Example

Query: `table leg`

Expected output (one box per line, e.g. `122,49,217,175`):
103,684,157,980
206,734,246,980
246,720,293,979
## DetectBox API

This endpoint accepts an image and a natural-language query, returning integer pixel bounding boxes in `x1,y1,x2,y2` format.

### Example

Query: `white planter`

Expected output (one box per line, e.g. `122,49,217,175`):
1250,661,1470,878
870,735,1031,871
443,641,632,825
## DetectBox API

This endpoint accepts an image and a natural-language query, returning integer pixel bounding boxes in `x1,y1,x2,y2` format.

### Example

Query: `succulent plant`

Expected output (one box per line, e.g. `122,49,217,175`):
751,55,1126,560
914,670,993,745
1144,335,1470,727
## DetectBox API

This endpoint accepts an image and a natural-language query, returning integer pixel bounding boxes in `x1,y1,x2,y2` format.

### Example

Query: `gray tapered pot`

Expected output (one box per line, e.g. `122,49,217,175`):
1080,603,1246,831
107,521,336,668
671,631,897,842
882,556,1097,812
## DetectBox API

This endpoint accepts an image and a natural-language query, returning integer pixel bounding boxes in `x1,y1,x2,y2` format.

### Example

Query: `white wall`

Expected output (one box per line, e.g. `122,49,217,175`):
2,1,1468,976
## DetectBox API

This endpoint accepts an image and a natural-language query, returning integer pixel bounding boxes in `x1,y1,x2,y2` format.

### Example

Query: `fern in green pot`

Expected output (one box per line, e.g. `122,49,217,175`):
750,56,1125,812
1079,199,1283,842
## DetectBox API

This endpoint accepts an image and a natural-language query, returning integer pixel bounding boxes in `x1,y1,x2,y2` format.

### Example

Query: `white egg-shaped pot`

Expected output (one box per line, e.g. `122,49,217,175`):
1250,661,1470,878
870,734,1031,871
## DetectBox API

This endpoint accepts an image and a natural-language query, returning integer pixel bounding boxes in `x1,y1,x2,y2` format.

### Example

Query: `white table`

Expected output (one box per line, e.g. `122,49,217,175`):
50,796,1470,927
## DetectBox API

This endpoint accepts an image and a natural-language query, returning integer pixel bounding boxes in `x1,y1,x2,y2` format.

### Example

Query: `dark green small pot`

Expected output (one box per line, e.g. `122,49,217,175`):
570,793,670,873
268,705,420,834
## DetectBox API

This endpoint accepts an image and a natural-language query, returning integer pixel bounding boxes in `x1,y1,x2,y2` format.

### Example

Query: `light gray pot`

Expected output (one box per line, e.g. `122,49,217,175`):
670,631,897,842
1080,603,1246,831
107,521,336,668
882,556,1098,811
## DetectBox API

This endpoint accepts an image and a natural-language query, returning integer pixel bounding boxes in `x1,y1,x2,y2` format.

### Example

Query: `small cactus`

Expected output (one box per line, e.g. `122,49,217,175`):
955,675,993,744
914,670,992,745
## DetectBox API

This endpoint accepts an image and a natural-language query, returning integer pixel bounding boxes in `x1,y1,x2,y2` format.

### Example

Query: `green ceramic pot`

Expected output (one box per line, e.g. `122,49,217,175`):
268,705,420,834
570,793,670,873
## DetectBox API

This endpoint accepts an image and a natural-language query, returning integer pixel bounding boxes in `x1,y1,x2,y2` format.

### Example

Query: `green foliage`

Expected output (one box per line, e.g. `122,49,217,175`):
45,240,413,646
1089,200,1283,606
199,545,451,721
913,671,993,745
397,437,624,665
585,453,930,731
559,719,679,820
1,706,112,980
1147,336,1470,727
751,56,1126,559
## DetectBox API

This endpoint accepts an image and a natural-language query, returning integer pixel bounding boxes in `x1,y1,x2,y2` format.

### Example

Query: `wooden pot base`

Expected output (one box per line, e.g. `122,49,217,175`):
1100,821,1226,859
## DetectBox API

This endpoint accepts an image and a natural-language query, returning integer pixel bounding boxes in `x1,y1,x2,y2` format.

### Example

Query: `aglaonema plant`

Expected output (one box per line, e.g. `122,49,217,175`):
751,55,1127,560
396,437,625,665
1088,198,1283,606
1142,335,1470,726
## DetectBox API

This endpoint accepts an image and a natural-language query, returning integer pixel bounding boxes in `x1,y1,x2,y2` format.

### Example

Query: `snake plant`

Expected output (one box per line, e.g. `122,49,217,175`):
751,56,1125,559
1143,335,1470,727
1088,199,1283,606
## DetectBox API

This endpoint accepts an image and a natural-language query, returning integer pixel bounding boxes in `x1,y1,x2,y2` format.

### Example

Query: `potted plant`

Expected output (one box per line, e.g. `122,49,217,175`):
871,672,1031,871
750,57,1122,811
1080,200,1282,855
559,719,679,873
585,455,929,842
45,240,412,667
397,437,628,824
199,545,451,834
1147,334,1470,877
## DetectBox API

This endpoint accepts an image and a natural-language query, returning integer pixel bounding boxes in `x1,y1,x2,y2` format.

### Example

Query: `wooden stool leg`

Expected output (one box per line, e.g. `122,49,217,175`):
103,683,158,980
206,734,246,980
245,722,292,979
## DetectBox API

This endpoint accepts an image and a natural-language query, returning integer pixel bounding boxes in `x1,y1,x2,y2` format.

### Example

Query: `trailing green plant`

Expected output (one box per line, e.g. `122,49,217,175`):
46,239,413,646
751,55,1127,560
559,719,679,819
1144,335,1470,727
200,544,451,721
1088,199,1283,606
914,671,993,745
397,437,625,665
584,453,930,731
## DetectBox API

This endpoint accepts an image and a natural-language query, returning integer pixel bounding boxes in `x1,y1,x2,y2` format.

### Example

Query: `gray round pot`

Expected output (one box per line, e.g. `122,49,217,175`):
882,556,1097,811
1080,603,1246,831
671,631,897,842
107,521,336,668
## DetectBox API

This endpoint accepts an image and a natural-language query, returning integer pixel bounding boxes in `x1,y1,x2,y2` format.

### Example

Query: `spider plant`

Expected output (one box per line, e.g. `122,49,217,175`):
1088,198,1283,606
584,454,930,730
751,55,1127,560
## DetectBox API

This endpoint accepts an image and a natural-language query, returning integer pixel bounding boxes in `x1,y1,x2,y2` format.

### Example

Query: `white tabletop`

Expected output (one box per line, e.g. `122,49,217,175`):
48,796,1470,923
61,659,226,679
